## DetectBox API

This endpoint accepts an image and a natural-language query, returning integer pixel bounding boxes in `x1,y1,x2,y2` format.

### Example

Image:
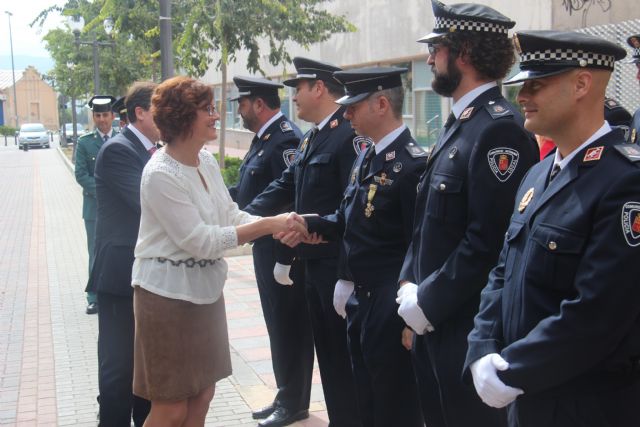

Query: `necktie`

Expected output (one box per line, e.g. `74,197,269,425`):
546,163,560,188
148,146,157,155
444,112,456,129
103,134,109,142
361,145,376,178
302,127,319,162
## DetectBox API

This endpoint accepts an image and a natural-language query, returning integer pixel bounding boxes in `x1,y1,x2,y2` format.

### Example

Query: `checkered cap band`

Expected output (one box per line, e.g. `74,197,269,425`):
434,17,509,34
520,49,616,69
633,48,640,58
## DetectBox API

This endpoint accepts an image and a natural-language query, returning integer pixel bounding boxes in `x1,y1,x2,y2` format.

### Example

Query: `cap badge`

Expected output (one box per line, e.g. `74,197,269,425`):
393,162,403,173
622,201,640,247
460,107,474,121
386,151,396,161
330,119,339,129
518,187,535,213
449,25,457,32
579,59,588,67
488,147,519,182
583,146,604,162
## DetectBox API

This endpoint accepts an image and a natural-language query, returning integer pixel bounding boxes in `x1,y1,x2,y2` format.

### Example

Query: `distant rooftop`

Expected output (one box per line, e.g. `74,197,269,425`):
0,69,25,90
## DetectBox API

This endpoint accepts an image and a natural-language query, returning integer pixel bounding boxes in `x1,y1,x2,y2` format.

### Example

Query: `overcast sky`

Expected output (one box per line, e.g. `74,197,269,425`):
1,2,65,60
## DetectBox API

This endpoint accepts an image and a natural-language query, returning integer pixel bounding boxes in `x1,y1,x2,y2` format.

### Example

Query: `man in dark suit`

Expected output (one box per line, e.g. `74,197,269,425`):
245,58,362,427
89,81,158,426
627,34,640,144
395,2,539,427
284,67,425,427
227,76,314,425
75,95,117,315
464,31,640,427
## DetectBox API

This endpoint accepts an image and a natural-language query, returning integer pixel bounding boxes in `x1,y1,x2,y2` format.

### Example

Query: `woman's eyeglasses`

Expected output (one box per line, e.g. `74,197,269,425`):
202,104,217,116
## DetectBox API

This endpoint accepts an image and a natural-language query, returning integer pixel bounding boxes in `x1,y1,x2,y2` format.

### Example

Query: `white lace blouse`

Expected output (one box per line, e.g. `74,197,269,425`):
132,149,258,304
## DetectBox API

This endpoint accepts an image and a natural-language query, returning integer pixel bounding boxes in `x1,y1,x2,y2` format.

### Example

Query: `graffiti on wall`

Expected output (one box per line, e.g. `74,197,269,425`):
562,0,612,26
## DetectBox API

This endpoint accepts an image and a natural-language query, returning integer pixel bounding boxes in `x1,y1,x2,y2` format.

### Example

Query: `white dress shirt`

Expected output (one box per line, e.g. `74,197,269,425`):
132,149,258,304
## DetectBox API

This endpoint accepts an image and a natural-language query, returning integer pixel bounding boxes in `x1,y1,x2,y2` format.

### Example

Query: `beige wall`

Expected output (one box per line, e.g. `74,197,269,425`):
552,1,640,30
2,67,59,130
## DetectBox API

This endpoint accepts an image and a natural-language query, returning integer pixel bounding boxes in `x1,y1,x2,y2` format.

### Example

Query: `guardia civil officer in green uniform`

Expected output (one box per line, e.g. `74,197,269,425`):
75,95,117,314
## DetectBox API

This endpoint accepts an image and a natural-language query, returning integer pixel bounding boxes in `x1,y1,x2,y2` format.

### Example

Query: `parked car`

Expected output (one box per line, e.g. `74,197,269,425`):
18,123,50,149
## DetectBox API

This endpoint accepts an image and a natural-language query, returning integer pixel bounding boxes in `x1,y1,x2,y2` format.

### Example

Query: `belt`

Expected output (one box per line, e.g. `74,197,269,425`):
156,257,219,268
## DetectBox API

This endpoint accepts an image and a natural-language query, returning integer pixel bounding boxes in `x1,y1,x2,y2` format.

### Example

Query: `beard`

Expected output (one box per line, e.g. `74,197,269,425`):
431,55,462,97
241,113,258,132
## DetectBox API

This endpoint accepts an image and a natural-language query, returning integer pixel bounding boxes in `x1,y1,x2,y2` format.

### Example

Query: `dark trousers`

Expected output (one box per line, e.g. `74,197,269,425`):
305,258,361,427
253,240,314,411
346,285,423,427
97,292,150,427
83,219,97,304
413,315,507,427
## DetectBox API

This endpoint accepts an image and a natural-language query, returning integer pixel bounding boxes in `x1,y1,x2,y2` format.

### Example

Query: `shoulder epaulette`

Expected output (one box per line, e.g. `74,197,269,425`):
604,98,621,110
484,99,514,120
280,121,293,133
613,143,640,163
405,142,428,158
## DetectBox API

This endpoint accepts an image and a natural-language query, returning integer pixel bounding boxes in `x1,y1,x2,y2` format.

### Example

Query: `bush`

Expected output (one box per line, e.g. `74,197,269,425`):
0,125,18,136
211,153,243,186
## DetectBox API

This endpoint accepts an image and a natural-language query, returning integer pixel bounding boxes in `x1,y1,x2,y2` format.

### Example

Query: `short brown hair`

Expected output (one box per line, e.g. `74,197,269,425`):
151,76,213,143
125,81,157,124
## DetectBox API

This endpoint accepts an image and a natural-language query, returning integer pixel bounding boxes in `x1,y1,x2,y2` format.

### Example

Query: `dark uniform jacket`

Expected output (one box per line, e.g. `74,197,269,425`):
465,130,640,397
631,108,640,145
399,86,539,325
75,130,116,220
88,127,152,297
245,107,359,259
307,128,426,287
228,114,301,210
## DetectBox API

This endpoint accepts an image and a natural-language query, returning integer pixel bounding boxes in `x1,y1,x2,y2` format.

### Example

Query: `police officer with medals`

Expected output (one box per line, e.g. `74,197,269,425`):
282,67,425,426
464,30,640,427
75,95,117,315
245,58,361,427
226,76,314,427
395,2,539,426
627,34,640,145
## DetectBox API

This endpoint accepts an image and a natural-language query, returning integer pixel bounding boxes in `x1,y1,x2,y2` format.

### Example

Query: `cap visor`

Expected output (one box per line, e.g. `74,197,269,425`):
283,77,305,87
335,92,372,106
417,32,444,44
503,68,575,85
625,57,640,64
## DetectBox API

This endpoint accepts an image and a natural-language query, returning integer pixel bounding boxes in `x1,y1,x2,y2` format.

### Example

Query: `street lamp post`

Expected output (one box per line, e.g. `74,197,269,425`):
68,16,115,94
4,10,19,127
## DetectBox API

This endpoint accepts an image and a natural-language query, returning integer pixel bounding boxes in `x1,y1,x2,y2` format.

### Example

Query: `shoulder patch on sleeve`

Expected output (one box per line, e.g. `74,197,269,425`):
405,142,428,158
353,135,371,155
484,99,515,120
283,148,297,167
280,121,293,133
614,143,640,163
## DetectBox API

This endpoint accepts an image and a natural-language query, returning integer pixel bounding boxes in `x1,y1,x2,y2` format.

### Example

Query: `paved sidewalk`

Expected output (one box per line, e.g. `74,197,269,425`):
0,141,328,426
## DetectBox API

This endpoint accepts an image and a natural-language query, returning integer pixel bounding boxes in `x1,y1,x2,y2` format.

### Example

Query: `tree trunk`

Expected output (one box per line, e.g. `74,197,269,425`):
219,61,227,169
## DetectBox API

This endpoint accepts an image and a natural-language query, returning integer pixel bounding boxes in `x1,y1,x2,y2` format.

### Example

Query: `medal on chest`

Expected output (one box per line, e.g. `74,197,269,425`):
365,184,378,218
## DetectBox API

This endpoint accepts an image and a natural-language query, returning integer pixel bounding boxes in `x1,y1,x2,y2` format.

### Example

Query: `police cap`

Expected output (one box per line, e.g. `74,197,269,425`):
505,31,627,85
627,34,640,64
88,95,116,113
417,0,515,44
230,76,283,102
112,96,127,116
283,57,342,87
333,67,408,106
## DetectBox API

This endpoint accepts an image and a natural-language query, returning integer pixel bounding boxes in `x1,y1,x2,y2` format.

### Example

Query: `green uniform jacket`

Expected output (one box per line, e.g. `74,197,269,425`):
75,130,117,220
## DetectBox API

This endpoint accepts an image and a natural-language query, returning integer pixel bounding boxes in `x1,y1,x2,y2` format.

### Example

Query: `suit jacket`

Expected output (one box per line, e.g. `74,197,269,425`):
75,129,116,220
306,128,426,287
245,107,359,260
399,86,539,326
465,130,640,397
88,127,151,297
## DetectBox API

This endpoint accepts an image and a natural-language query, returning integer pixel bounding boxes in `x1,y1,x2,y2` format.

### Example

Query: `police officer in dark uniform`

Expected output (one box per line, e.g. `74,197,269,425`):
75,95,117,315
627,34,640,144
245,58,361,427
285,67,425,427
464,30,640,427
604,98,632,142
112,96,128,129
395,2,539,426
226,76,314,427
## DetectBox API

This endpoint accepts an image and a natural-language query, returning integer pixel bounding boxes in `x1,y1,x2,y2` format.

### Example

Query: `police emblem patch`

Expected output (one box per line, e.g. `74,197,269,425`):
353,136,370,154
283,148,297,167
487,148,519,182
621,201,640,247
584,146,604,162
386,151,396,161
280,121,293,133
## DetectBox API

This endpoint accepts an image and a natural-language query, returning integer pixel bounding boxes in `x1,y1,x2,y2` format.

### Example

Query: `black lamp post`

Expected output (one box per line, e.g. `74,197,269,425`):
68,16,115,94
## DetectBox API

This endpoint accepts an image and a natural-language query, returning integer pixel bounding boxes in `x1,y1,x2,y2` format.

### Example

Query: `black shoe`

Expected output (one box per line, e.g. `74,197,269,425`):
252,403,277,419
258,408,309,427
86,302,98,315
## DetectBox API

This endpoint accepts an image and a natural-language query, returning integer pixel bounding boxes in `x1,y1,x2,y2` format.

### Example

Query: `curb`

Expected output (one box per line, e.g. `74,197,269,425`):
56,145,75,174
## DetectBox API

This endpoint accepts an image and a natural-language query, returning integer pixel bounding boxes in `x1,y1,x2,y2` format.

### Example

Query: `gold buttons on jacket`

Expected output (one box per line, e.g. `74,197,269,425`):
548,241,557,250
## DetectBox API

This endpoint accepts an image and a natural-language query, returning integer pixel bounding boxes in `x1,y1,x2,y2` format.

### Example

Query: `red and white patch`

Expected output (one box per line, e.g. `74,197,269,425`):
330,119,339,129
583,146,604,162
386,151,396,161
283,149,297,167
622,201,640,247
487,148,519,182
353,136,370,154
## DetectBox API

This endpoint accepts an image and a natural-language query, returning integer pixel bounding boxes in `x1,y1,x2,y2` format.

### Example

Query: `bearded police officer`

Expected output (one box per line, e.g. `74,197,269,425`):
75,95,117,315
227,76,314,427
464,30,640,427
245,58,361,427
395,1,539,426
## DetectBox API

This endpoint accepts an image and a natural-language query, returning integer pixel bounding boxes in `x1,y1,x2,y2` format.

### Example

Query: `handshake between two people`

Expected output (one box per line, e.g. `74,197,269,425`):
271,212,326,248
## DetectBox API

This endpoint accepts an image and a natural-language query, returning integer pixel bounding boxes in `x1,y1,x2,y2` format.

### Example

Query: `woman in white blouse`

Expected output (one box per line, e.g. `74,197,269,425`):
131,76,304,426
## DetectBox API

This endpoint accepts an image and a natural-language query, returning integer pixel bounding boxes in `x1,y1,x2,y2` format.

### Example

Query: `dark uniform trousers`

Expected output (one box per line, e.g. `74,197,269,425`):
464,130,640,427
306,130,426,427
230,116,314,412
247,108,362,426
400,86,539,427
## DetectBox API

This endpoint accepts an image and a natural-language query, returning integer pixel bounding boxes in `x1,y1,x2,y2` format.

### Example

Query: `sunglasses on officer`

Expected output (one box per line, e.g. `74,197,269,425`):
427,43,443,56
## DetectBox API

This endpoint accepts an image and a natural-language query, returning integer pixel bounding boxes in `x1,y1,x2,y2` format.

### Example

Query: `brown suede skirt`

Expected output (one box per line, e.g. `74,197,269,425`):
133,286,232,401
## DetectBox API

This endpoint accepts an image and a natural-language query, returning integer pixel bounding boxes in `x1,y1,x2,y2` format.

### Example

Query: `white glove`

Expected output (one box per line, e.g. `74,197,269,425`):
396,283,433,334
273,262,293,286
470,353,524,408
333,280,354,319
